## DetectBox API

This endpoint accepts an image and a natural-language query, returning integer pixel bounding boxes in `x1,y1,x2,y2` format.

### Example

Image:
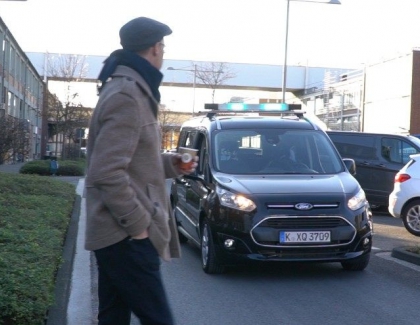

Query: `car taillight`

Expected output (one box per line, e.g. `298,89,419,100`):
394,173,411,183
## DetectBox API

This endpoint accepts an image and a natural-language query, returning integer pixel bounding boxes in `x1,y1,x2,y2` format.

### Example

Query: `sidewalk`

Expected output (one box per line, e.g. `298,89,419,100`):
66,178,99,325
0,162,25,173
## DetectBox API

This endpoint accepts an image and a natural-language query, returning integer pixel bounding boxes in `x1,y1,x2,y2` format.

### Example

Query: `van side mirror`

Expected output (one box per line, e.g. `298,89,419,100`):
184,173,203,182
343,158,356,175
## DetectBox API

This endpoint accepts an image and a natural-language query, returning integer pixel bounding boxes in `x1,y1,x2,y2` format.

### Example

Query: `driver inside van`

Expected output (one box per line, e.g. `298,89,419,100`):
219,141,239,161
218,140,249,172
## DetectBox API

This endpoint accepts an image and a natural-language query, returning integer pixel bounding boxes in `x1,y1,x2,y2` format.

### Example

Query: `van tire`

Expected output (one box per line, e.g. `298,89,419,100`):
201,221,225,274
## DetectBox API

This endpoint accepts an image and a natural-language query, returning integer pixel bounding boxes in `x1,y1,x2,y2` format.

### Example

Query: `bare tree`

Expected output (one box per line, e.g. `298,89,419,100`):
45,54,92,159
158,105,183,150
194,62,236,103
47,53,88,80
0,115,30,164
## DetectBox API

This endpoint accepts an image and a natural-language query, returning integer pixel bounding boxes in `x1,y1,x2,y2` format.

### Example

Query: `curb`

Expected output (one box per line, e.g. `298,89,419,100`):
46,195,81,325
391,246,420,266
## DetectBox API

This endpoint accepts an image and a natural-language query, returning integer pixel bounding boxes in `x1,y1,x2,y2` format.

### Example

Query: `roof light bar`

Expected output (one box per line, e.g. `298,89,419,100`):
204,103,302,112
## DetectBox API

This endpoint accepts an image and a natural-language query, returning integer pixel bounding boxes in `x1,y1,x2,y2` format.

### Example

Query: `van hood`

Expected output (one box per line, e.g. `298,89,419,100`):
213,172,359,195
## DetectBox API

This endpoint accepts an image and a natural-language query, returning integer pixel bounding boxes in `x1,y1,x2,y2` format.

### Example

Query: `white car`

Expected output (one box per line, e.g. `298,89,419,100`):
389,153,420,236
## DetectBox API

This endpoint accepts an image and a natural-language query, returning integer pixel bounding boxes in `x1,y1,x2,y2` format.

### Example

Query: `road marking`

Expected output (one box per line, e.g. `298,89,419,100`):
372,246,380,250
376,252,420,272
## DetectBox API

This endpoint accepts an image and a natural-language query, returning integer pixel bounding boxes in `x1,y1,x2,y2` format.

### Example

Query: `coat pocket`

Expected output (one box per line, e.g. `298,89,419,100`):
147,184,171,246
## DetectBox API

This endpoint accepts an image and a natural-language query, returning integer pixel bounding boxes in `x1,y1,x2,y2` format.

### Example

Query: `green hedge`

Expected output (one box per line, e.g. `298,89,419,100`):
0,173,76,325
20,160,86,176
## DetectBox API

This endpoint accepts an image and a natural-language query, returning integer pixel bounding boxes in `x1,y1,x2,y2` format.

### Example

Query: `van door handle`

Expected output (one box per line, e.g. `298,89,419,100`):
374,163,387,168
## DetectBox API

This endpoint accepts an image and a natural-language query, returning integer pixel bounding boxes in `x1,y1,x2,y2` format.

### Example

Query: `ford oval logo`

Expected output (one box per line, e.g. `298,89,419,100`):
295,203,313,210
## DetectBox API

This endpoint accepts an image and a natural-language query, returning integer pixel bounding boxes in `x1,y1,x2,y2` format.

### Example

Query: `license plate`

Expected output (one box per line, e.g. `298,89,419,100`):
280,231,331,243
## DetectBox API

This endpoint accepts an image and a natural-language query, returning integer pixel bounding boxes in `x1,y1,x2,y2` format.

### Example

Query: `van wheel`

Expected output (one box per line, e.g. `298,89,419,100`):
201,221,225,274
401,200,420,237
341,253,370,271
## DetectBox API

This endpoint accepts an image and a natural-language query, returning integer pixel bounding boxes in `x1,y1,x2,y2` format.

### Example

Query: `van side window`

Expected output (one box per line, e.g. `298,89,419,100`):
178,129,197,148
178,130,188,147
382,137,420,164
401,142,419,163
328,134,375,160
196,133,206,175
381,138,402,163
185,131,196,148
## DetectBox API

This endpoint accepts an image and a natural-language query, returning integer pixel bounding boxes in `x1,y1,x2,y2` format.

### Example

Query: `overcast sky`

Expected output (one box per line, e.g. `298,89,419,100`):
1,0,420,69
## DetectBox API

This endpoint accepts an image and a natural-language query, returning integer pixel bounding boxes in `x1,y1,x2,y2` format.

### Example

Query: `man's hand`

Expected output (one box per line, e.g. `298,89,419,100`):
173,154,199,174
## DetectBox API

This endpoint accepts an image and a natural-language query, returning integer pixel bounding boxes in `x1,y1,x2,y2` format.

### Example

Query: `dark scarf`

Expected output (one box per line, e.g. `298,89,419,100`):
97,49,163,103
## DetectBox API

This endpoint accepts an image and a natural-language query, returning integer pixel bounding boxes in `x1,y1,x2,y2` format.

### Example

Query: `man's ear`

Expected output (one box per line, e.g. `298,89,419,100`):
151,43,159,56
151,42,162,57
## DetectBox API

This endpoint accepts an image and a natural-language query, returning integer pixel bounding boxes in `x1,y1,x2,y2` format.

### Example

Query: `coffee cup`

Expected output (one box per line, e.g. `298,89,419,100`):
178,147,198,169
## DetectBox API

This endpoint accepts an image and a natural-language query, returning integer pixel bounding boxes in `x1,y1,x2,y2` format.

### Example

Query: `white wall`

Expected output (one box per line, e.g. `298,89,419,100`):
363,53,413,134
48,80,99,108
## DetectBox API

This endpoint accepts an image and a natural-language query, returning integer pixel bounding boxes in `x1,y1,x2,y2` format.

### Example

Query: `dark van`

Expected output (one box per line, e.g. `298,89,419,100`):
327,131,420,209
170,104,372,274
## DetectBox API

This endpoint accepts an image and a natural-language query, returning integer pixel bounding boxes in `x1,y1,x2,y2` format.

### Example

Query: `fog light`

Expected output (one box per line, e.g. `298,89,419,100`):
224,239,235,249
363,237,370,246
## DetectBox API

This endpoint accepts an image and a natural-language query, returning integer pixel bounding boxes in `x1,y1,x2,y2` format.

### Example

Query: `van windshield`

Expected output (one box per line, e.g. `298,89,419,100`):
213,129,343,175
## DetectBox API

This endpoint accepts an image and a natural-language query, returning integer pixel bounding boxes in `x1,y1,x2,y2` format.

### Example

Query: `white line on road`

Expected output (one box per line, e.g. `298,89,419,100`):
376,252,420,272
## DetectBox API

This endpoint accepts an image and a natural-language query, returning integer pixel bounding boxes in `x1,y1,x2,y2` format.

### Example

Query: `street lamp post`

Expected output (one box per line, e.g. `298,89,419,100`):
192,64,197,116
167,64,198,116
282,0,341,105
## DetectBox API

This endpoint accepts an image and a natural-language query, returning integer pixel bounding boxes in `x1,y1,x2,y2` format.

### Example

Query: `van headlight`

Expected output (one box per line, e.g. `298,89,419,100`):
347,189,367,211
217,187,256,212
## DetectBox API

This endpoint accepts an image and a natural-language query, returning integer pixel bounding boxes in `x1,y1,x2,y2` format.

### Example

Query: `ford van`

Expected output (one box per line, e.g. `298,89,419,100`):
170,104,373,274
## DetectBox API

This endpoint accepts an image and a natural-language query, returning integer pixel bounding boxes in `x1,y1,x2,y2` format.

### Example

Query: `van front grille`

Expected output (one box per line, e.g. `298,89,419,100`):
259,217,348,229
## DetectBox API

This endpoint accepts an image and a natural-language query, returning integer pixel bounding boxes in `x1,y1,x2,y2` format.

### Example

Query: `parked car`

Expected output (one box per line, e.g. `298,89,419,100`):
170,104,373,274
327,131,420,209
388,153,420,236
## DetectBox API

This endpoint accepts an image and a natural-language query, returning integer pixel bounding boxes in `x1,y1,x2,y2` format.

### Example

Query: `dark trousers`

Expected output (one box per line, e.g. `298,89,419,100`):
94,237,174,325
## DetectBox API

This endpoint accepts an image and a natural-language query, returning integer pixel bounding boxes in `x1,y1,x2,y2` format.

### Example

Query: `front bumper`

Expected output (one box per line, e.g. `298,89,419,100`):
212,213,372,264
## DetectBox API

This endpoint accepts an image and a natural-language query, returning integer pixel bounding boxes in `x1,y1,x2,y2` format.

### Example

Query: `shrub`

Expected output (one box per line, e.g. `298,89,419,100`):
20,160,86,177
57,160,86,176
19,160,50,176
0,173,76,325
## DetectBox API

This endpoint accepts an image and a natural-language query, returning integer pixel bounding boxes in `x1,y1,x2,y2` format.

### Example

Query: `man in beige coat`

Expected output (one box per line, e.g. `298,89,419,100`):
85,17,195,325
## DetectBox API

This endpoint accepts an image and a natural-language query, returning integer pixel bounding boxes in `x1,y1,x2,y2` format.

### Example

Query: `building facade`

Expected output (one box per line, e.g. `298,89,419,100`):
297,49,420,135
0,17,44,163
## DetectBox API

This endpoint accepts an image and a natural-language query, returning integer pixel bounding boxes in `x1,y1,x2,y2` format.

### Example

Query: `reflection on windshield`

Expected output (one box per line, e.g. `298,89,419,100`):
214,129,343,175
